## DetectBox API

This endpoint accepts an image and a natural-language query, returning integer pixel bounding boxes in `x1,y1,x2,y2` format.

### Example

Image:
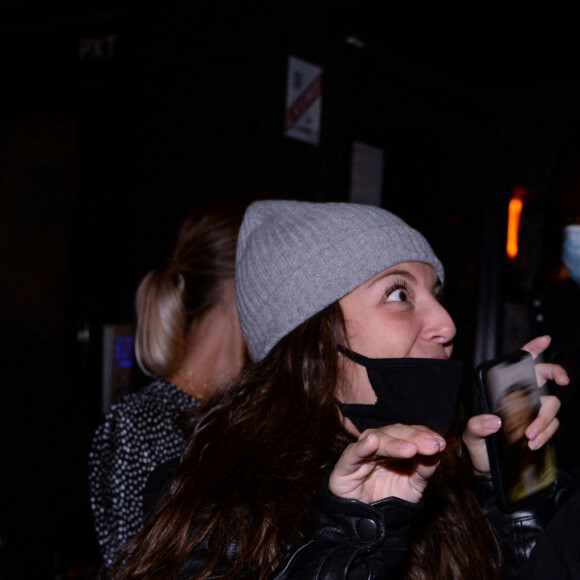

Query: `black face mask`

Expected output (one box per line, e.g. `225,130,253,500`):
338,346,465,435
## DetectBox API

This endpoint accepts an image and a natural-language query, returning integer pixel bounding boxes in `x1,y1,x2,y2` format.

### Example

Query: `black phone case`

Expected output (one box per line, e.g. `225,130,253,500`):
474,350,556,513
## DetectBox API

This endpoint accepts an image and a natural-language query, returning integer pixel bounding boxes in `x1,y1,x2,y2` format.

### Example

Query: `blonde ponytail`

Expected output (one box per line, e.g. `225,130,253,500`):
134,204,244,377
135,262,187,377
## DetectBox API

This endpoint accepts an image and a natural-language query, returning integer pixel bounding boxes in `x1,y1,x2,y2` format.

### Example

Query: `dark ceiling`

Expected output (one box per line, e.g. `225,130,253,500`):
2,0,579,90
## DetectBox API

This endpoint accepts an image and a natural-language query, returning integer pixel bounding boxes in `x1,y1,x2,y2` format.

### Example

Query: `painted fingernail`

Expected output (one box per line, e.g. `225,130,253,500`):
485,417,502,431
527,427,539,441
529,439,541,451
423,437,441,449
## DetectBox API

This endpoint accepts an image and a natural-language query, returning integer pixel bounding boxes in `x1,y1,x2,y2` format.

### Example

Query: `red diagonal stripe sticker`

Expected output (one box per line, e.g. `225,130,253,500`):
285,72,324,132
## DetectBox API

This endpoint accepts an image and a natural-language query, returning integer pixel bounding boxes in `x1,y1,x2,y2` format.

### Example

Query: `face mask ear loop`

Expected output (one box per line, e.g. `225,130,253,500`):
337,344,371,365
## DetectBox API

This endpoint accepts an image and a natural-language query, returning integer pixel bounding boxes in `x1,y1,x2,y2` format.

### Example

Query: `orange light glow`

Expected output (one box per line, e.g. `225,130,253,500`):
506,196,524,259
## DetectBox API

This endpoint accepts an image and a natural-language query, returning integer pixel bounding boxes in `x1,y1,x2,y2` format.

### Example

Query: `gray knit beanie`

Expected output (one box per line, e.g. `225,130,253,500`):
236,200,444,362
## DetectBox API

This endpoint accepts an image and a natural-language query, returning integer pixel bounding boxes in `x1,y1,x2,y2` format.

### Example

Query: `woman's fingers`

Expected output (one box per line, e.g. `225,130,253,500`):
463,414,502,475
464,394,561,473
412,454,442,487
329,424,446,502
527,395,561,450
521,335,552,359
521,335,569,385
333,424,445,477
534,362,570,388
464,337,565,475
517,336,566,446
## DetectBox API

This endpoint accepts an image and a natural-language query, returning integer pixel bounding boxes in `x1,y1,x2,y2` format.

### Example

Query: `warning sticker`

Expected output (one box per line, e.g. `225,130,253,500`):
284,56,323,146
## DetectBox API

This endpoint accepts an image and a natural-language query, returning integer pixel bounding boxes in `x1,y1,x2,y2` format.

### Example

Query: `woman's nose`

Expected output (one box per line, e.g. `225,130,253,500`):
423,298,457,345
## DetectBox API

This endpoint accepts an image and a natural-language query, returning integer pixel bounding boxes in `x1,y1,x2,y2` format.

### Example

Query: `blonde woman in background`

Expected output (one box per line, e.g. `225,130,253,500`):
88,204,247,569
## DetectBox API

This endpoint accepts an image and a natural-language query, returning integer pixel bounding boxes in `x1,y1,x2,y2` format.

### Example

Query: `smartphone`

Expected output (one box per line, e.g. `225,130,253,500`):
474,350,557,512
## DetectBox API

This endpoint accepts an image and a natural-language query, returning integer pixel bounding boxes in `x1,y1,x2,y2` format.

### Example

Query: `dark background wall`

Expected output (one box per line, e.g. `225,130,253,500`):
1,1,580,577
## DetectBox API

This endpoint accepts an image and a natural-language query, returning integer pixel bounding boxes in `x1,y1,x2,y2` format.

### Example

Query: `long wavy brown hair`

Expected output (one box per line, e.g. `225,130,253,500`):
112,302,500,579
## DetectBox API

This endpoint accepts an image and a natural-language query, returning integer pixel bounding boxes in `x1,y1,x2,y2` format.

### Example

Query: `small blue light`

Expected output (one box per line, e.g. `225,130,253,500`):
114,336,134,369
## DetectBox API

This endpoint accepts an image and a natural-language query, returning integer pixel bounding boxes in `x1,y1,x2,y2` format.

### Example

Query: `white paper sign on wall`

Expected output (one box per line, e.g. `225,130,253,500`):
284,56,323,146
349,141,384,206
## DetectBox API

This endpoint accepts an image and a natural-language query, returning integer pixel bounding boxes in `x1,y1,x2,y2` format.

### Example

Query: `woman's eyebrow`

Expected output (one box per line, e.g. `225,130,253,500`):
366,268,416,288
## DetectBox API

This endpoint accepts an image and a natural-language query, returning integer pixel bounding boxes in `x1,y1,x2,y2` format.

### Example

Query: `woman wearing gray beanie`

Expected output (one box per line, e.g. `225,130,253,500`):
113,200,569,580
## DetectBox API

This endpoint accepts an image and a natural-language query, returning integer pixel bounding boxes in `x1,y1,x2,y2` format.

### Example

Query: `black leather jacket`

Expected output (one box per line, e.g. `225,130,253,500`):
271,474,575,580
153,461,574,580
272,484,420,580
472,474,576,580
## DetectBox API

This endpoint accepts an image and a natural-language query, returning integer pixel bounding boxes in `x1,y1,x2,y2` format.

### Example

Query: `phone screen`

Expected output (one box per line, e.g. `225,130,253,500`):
479,352,557,509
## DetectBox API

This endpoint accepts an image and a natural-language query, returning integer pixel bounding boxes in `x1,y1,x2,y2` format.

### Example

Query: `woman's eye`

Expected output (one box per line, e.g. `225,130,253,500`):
386,288,408,302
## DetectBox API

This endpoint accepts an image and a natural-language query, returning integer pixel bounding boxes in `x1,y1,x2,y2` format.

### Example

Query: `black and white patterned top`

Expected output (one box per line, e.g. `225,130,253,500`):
88,378,199,569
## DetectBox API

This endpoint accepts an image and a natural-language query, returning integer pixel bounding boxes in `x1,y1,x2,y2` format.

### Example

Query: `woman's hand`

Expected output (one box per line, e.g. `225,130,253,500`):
328,423,446,504
463,335,568,475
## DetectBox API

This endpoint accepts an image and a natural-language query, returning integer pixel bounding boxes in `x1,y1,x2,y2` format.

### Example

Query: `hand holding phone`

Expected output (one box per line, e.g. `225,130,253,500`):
474,350,557,512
